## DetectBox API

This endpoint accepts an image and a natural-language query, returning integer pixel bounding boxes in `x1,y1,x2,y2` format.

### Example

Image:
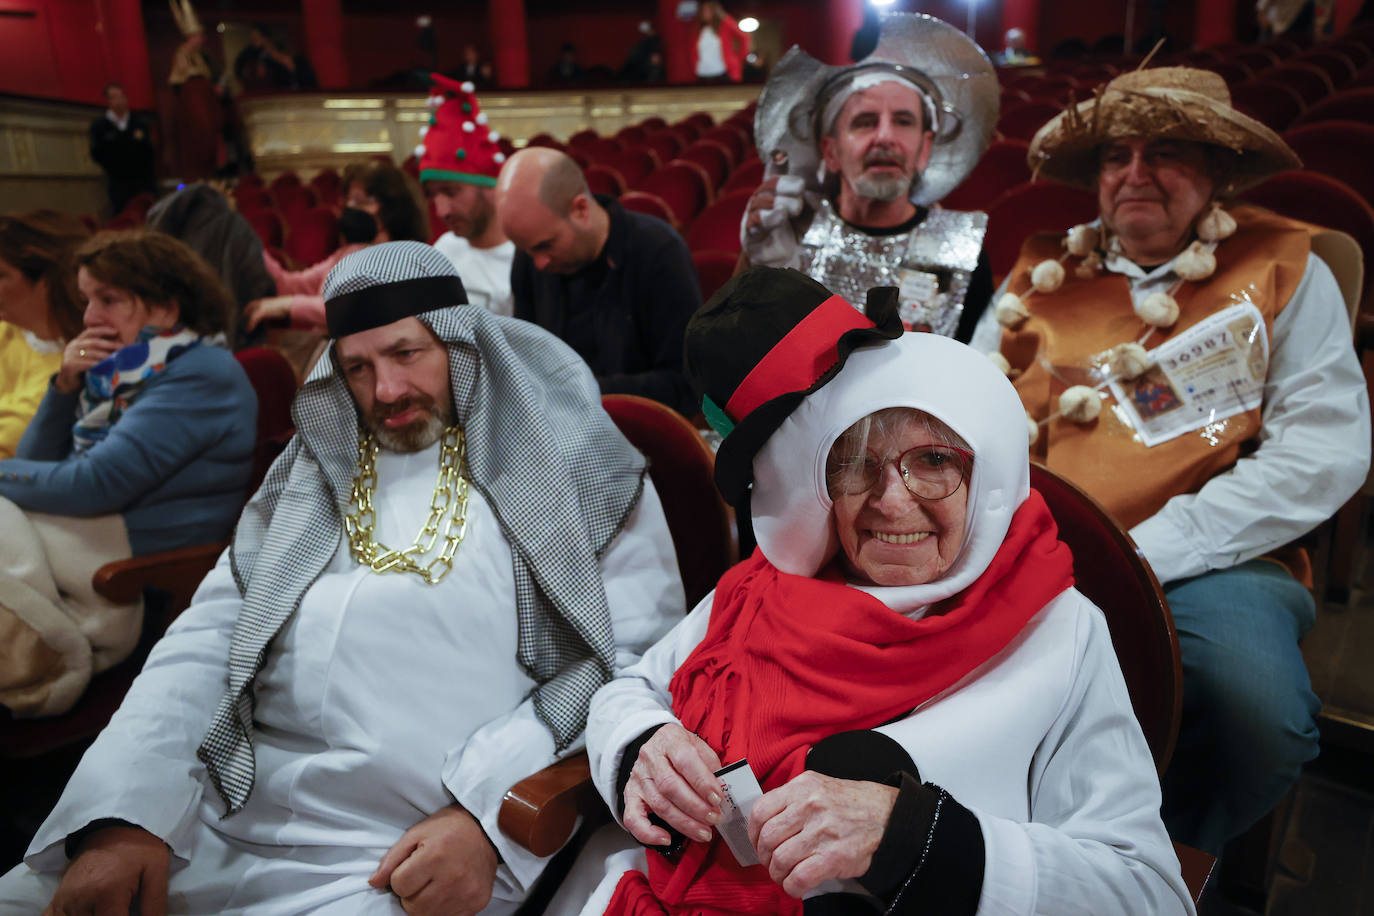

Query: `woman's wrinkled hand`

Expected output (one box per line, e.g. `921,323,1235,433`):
747,771,898,898
622,723,724,847
55,327,121,394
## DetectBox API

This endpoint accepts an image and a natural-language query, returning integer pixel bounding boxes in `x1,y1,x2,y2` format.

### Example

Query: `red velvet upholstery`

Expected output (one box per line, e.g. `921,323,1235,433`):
642,131,684,166
699,126,747,168
1231,80,1308,132
996,101,1064,141
721,158,764,194
584,163,626,197
234,347,298,494
268,171,302,194
244,208,284,248
274,184,318,226
1284,121,1374,205
983,182,1100,279
675,141,732,194
235,185,274,212
1029,463,1181,775
580,137,624,164
598,147,656,186
1266,62,1336,104
633,163,711,226
1294,87,1374,127
617,191,676,226
601,394,735,608
684,188,752,254
284,206,340,270
692,250,738,300
567,129,601,149
942,139,1033,212
1295,49,1358,87
525,133,564,150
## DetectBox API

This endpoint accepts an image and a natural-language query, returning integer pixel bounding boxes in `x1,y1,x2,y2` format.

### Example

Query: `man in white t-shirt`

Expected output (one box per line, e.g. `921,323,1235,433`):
417,74,516,317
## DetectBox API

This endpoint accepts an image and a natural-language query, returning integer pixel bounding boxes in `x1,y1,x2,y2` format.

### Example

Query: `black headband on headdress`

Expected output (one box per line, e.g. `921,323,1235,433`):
325,275,468,339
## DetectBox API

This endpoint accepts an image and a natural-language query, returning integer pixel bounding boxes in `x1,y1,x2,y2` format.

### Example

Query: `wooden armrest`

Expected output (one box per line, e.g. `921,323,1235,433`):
92,541,227,608
498,751,600,858
1173,840,1216,906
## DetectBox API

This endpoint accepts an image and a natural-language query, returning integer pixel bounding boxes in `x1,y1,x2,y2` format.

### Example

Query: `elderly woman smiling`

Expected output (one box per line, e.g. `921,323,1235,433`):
567,268,1193,916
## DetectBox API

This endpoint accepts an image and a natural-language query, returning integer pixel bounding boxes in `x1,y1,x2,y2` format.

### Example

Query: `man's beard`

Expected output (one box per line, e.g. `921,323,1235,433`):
851,147,917,202
366,395,452,453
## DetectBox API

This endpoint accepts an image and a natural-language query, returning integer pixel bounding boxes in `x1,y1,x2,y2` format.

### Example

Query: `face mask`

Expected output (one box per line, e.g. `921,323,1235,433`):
339,207,378,244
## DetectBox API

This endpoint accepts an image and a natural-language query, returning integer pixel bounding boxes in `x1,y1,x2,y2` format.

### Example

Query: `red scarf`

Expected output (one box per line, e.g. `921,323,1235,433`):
605,491,1074,915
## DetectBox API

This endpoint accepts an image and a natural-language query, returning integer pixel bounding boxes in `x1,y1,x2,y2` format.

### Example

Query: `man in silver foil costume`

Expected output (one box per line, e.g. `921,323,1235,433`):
741,13,997,343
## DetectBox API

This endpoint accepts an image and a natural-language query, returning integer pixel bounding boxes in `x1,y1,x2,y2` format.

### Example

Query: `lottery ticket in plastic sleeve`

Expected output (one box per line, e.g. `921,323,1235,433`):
714,759,764,867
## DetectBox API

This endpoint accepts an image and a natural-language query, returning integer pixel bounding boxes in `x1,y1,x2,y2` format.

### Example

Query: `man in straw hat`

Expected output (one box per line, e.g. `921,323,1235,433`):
973,65,1370,855
740,13,997,342
0,242,681,915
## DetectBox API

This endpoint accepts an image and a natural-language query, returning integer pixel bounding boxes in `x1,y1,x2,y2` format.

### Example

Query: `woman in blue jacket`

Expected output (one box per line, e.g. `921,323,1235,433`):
0,229,257,717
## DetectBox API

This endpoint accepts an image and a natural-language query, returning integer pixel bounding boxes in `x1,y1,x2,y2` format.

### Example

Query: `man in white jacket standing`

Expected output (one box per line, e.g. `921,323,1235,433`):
0,242,681,915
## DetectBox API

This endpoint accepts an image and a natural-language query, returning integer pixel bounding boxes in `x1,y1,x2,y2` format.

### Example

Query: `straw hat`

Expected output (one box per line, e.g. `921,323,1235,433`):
1028,67,1301,192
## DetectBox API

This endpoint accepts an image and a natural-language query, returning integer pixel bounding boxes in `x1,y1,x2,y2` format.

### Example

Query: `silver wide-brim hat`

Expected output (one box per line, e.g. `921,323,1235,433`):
754,13,998,207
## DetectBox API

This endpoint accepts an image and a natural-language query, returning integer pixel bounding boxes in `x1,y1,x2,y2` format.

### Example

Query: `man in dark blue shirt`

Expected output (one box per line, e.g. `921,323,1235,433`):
496,147,701,416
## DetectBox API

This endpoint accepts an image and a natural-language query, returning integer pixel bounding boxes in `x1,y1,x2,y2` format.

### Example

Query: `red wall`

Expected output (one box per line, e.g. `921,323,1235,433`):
0,0,115,104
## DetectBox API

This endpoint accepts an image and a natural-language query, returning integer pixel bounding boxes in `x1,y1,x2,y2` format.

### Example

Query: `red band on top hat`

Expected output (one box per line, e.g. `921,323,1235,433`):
725,294,874,422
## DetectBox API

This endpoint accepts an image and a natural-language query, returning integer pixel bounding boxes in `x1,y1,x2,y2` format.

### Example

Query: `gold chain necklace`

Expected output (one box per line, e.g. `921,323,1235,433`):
343,425,469,585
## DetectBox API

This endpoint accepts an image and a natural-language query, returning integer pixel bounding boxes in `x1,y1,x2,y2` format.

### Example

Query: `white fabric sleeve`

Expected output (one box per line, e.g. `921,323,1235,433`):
972,596,1194,916
442,481,684,898
1129,253,1371,584
584,593,715,821
969,275,1013,354
24,548,243,870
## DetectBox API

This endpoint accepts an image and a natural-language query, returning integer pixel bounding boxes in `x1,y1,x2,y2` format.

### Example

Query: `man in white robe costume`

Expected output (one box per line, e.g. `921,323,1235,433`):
0,241,683,915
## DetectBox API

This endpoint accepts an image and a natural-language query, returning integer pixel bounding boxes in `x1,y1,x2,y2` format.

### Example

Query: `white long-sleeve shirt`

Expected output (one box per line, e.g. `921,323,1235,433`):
971,249,1370,585
21,442,682,913
573,587,1194,916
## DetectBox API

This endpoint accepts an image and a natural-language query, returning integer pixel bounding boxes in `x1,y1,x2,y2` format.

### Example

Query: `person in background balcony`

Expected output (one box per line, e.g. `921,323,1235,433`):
0,229,256,718
693,2,749,83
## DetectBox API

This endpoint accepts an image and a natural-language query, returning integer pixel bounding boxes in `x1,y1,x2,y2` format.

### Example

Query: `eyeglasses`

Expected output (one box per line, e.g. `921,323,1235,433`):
826,445,972,500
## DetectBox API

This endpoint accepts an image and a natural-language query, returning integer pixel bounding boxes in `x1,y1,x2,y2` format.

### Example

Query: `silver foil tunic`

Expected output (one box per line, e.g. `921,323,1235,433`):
798,200,987,337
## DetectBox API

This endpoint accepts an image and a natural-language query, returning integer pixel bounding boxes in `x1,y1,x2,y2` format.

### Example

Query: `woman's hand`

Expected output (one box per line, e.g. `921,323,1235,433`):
243,296,295,331
55,328,121,394
622,723,724,846
748,771,898,898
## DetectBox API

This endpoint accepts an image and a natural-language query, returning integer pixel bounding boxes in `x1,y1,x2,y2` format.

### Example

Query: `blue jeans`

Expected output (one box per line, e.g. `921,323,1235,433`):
1159,560,1321,855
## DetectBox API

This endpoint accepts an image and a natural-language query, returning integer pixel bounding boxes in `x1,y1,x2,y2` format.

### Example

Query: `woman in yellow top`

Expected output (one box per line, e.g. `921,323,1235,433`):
0,211,89,458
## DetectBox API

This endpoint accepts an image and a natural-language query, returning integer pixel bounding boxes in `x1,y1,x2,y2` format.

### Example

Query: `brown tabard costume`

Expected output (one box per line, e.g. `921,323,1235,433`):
1000,205,1318,532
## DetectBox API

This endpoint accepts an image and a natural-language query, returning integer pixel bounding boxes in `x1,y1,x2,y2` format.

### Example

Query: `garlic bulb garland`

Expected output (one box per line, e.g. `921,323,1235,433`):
994,292,1030,328
1026,413,1040,446
1174,241,1217,282
1108,342,1152,380
1059,385,1102,423
1031,259,1066,293
987,351,1013,376
1135,291,1180,328
1196,203,1237,243
1064,223,1100,257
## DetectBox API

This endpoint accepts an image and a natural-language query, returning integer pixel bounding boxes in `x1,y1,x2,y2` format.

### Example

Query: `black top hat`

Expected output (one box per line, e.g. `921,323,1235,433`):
685,266,903,508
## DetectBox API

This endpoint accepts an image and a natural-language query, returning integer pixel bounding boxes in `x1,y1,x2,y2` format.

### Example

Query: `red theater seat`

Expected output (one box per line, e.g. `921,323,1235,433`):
1284,121,1374,205
943,139,1033,212
721,158,764,194
984,182,1099,280
633,162,711,227
584,163,626,197
1266,63,1336,104
1293,87,1374,127
1231,80,1307,132
684,188,753,254
996,101,1063,141
643,131,684,165
618,191,676,227
692,250,738,301
244,209,284,248
284,206,340,268
675,141,732,193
